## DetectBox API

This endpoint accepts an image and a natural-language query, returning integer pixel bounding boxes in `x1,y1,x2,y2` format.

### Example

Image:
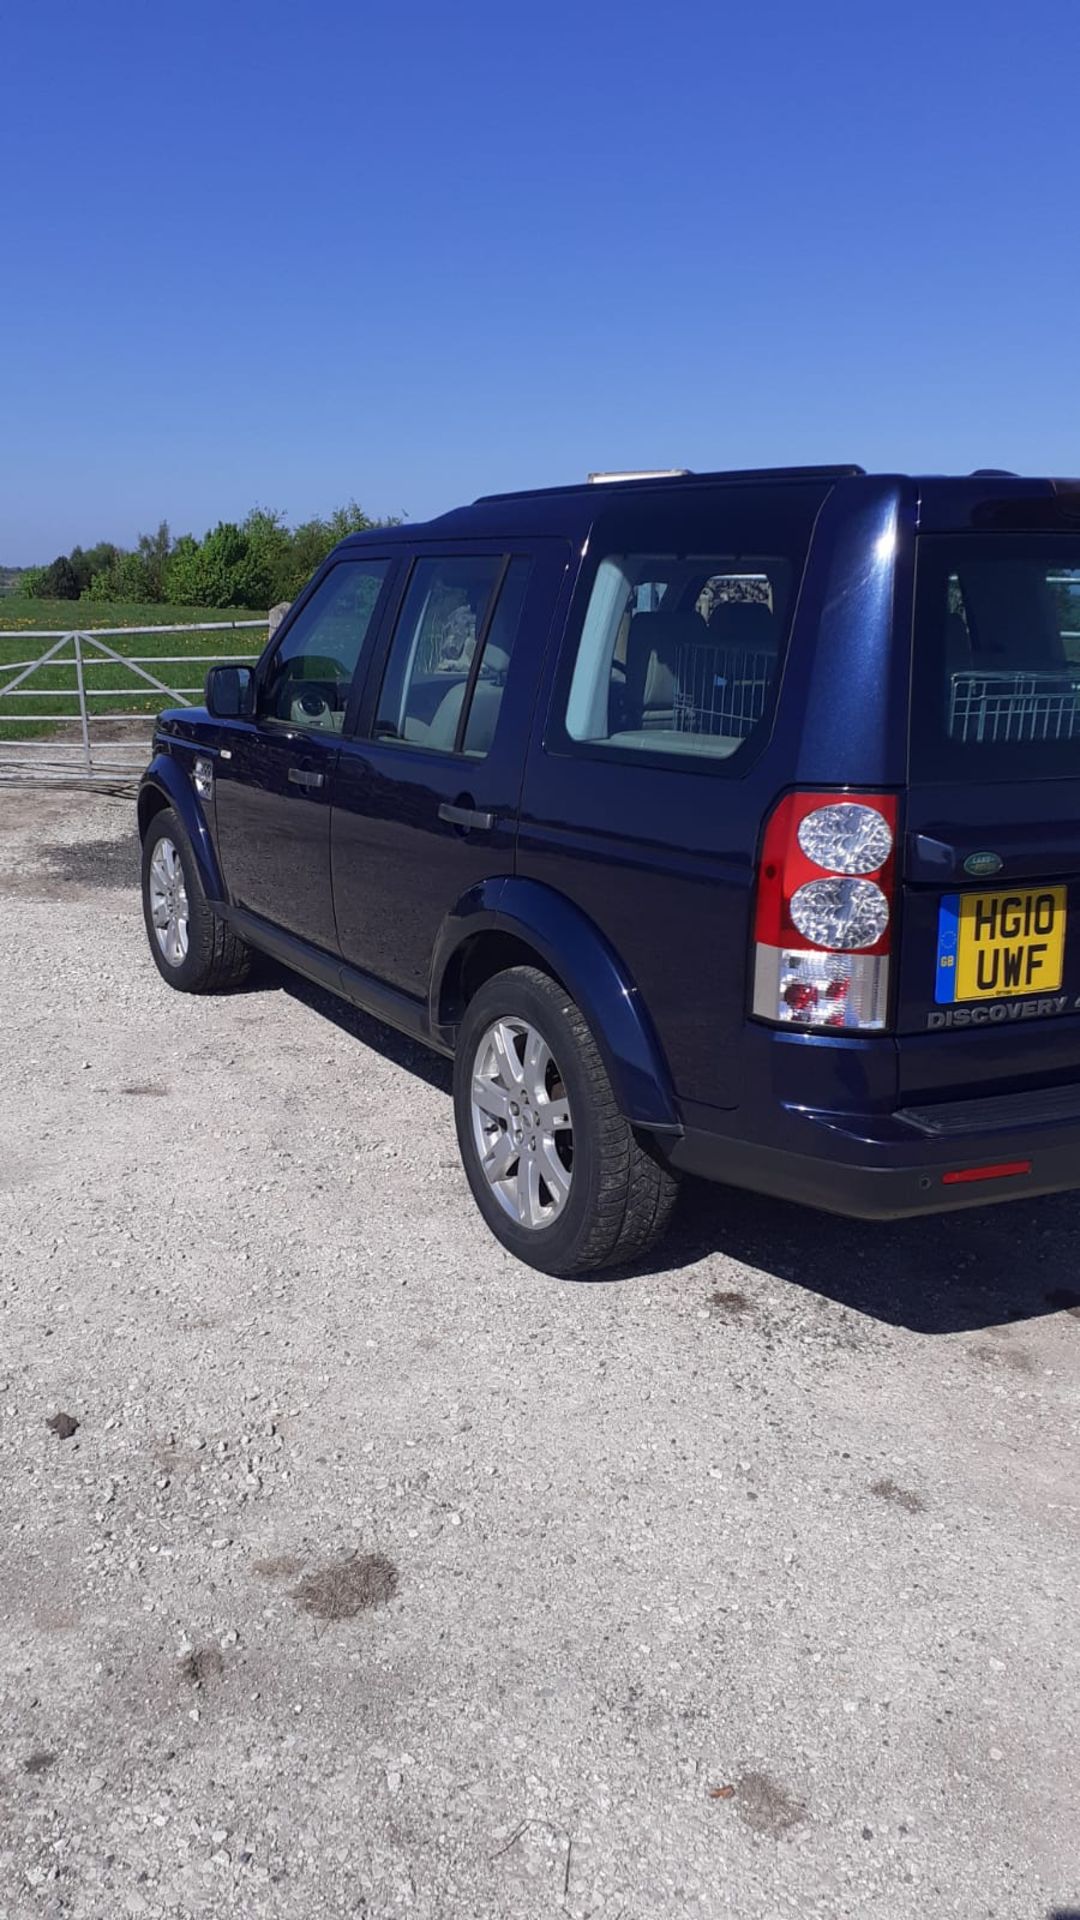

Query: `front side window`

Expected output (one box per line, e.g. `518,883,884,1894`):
562,550,791,761
912,535,1080,780
260,559,390,732
374,555,531,756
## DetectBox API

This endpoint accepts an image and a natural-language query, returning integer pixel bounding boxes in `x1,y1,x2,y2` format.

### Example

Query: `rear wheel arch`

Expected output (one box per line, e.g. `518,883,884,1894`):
453,963,679,1276
432,880,681,1135
439,929,565,1031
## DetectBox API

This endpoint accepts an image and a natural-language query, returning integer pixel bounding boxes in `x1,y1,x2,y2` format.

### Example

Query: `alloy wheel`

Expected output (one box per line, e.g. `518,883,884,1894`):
147,836,190,967
469,1017,573,1229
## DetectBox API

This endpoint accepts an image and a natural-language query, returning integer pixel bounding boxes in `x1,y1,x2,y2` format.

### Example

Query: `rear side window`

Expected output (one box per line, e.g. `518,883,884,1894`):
549,486,826,771
912,535,1080,780
373,554,531,756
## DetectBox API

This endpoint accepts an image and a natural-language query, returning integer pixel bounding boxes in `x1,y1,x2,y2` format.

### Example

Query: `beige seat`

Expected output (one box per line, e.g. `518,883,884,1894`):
623,608,713,731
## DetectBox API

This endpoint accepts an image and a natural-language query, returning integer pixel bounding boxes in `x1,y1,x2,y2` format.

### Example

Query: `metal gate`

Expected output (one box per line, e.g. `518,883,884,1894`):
0,621,265,786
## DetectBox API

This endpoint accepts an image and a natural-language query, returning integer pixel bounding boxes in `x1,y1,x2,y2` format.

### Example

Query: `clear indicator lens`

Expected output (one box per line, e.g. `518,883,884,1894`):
797,803,893,875
789,876,889,950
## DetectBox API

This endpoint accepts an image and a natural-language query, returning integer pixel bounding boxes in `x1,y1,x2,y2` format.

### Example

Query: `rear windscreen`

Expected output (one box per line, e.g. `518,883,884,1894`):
911,533,1080,780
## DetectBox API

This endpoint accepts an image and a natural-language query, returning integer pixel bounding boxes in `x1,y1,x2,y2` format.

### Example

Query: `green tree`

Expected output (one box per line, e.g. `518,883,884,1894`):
38,554,81,599
135,521,173,601
48,498,401,611
86,522,173,602
284,502,383,599
68,542,120,595
163,521,252,607
240,507,294,606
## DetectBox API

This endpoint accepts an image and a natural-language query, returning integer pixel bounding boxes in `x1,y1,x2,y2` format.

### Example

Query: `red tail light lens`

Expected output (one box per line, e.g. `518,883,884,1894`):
753,791,898,1030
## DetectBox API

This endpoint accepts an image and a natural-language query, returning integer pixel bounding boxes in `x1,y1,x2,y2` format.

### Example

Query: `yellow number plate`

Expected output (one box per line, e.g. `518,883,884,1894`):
936,886,1067,1003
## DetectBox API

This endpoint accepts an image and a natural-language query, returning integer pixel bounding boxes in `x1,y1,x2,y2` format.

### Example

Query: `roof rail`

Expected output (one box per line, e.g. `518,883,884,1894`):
474,463,865,505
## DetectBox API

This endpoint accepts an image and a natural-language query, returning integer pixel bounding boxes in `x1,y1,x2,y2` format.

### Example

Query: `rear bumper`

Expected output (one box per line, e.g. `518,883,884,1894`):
663,1102,1080,1220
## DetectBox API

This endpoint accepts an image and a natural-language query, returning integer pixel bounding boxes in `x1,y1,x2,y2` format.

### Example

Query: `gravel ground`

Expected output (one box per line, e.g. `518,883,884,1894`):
1,786,1078,1920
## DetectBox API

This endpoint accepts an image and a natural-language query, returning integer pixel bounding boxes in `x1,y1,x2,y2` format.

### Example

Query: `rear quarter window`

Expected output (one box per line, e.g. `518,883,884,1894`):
912,534,1080,781
546,485,828,773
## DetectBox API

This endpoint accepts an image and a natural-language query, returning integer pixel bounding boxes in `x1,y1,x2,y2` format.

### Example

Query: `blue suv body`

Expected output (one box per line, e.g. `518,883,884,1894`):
138,465,1080,1273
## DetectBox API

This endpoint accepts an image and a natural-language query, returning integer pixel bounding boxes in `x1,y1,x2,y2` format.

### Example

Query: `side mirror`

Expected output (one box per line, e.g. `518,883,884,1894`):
205,663,255,719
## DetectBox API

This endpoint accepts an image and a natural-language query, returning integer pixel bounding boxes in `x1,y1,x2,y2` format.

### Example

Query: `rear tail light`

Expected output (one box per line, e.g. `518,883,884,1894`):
753,792,898,1031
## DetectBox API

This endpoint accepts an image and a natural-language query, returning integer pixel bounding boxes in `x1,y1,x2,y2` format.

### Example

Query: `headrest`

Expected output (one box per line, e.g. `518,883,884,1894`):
625,609,710,660
708,602,776,650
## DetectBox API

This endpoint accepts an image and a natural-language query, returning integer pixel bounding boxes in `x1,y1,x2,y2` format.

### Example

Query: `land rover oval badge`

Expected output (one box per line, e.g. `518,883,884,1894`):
964,850,1003,878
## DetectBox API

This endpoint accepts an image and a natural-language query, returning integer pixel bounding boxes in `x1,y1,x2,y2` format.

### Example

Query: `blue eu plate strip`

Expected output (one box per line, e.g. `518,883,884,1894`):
935,894,959,1004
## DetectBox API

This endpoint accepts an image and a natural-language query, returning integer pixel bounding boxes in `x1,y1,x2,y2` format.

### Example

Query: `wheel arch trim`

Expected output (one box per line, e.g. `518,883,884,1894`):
137,755,225,905
430,877,682,1133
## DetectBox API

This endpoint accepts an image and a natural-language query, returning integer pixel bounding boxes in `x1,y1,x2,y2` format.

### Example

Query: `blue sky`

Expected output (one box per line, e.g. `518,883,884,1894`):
3,0,1079,563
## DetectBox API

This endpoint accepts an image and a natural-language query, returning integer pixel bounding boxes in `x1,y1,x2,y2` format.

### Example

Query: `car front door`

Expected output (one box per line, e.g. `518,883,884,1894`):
213,555,395,949
331,542,569,1001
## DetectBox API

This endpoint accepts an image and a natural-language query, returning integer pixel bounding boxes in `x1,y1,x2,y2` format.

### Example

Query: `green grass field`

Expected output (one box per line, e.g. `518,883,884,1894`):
0,598,267,741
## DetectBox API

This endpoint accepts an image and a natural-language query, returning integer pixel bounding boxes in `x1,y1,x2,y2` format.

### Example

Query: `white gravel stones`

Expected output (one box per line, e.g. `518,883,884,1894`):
0,788,1077,1918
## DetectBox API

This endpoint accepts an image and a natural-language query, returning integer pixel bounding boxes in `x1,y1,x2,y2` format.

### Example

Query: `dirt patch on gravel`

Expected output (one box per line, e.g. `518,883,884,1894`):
709,1289,751,1317
180,1646,224,1686
972,1343,1037,1376
289,1554,399,1620
870,1477,926,1515
0,827,140,901
38,833,140,891
731,1771,806,1837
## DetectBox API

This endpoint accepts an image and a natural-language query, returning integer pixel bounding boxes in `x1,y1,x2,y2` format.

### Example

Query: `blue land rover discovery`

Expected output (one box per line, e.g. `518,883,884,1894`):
138,465,1080,1274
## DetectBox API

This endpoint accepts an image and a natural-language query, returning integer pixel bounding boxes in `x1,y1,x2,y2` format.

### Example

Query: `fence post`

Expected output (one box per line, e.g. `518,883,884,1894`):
72,632,92,774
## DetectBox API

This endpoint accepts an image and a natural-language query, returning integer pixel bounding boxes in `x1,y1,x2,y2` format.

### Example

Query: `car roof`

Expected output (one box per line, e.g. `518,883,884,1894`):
337,467,1080,547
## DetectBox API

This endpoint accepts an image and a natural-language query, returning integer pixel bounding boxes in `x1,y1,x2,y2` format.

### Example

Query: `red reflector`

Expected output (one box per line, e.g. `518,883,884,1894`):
941,1160,1032,1186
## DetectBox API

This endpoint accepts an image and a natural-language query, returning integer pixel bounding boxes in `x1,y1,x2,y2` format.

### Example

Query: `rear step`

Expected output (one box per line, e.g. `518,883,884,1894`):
897,1081,1080,1137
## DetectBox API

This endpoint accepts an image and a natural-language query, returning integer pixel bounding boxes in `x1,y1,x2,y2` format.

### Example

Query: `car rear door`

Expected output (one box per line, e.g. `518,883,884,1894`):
330,540,570,1000
896,529,1080,1103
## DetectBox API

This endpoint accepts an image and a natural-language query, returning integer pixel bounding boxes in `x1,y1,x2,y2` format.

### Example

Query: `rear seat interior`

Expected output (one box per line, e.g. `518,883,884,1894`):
400,644,511,753
605,593,779,752
622,609,714,730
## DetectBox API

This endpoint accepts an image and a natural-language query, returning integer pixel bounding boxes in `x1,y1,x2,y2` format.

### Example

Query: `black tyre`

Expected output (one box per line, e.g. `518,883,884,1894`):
453,965,678,1276
141,807,250,993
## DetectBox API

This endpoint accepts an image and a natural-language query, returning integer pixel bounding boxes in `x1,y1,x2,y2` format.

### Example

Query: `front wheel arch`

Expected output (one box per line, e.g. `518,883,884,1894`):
137,757,225,905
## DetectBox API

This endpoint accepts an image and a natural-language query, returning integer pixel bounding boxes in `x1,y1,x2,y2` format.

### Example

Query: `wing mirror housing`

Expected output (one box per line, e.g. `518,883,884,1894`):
205,663,255,719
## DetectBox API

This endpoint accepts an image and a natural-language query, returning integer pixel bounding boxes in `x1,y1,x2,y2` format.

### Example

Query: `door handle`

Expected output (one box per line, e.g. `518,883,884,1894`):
439,801,495,831
288,766,325,790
